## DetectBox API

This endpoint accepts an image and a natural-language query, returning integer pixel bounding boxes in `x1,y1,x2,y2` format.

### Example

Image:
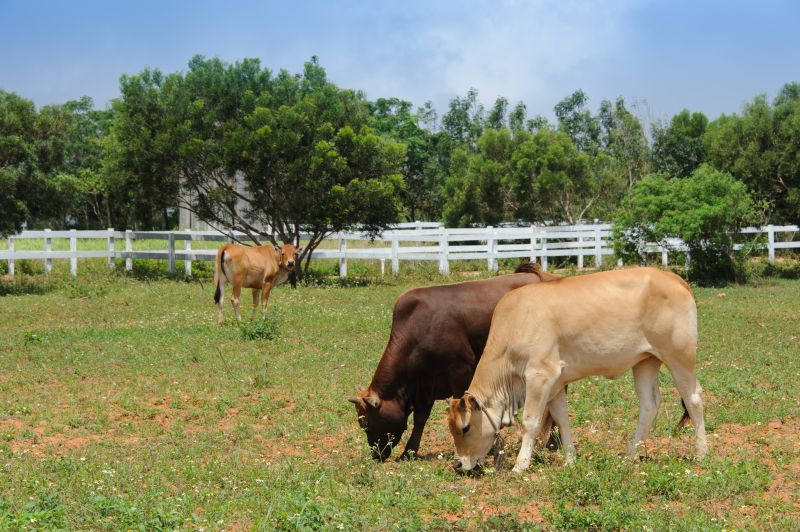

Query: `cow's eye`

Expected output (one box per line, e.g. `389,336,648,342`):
462,424,470,434
358,415,367,429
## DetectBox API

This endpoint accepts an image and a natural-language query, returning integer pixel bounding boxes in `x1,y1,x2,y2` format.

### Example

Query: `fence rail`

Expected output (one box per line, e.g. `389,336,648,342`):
2,224,798,278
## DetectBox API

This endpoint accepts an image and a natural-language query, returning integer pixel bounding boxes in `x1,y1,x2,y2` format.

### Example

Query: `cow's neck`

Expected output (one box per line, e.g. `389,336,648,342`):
369,336,413,414
468,356,522,430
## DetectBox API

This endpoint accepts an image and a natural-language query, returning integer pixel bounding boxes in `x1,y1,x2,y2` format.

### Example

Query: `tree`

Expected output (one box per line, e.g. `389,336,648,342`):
441,88,485,147
179,57,406,272
554,89,600,154
104,68,182,230
0,91,35,235
599,97,650,188
704,84,800,223
651,109,708,179
369,97,446,220
613,166,760,285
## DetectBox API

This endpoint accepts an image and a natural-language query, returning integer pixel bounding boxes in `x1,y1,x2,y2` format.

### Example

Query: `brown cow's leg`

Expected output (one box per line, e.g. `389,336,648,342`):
231,284,242,322
251,289,260,319
399,400,433,460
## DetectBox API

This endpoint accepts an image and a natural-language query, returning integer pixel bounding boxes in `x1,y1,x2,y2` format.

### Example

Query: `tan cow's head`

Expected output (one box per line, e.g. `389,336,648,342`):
448,394,497,473
277,243,299,269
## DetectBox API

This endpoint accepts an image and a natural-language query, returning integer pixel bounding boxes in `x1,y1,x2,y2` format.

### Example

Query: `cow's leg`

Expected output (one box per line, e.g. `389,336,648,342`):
629,356,663,456
251,289,260,319
548,387,576,463
261,282,274,316
217,279,225,325
231,284,242,322
400,399,433,460
667,363,708,458
513,365,561,474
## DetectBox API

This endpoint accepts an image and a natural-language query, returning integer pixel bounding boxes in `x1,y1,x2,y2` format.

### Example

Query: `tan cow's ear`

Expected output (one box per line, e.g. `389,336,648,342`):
364,392,381,409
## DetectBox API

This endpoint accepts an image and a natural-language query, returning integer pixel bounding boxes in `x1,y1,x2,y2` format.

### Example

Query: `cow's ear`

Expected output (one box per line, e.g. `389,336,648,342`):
364,391,381,409
348,396,365,407
455,395,472,429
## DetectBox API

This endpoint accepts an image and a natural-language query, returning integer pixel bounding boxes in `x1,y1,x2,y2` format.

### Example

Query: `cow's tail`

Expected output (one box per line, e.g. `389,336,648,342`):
214,248,226,304
675,399,691,432
514,260,542,274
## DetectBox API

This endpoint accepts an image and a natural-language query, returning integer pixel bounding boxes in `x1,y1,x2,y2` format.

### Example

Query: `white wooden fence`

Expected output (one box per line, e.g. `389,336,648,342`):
1,223,798,278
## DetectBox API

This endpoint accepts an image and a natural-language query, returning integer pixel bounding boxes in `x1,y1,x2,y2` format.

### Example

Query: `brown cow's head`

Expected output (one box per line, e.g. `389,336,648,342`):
349,387,407,461
448,394,496,473
277,244,299,270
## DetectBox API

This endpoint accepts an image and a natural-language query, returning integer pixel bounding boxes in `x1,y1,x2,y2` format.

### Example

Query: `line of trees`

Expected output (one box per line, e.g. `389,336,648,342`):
1,56,798,277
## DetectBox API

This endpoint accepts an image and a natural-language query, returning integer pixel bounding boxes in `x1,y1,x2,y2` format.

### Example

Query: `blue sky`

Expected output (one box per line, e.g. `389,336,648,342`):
1,0,798,125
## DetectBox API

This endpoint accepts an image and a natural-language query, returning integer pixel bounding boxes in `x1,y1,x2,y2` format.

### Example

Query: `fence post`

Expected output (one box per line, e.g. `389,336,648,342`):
7,236,14,277
184,229,192,277
44,229,52,274
69,229,77,276
439,228,450,275
767,224,775,263
125,230,133,271
487,226,498,271
338,233,347,278
541,235,548,272
594,227,602,268
577,234,584,269
391,232,399,274
529,225,538,263
661,246,668,266
168,232,175,273
380,259,385,277
107,228,115,268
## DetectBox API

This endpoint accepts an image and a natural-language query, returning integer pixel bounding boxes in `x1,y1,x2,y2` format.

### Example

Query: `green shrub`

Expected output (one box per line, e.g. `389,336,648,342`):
614,166,761,285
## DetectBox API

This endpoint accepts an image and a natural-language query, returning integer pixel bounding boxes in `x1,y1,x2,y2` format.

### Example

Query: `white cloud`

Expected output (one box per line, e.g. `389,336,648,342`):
344,0,649,114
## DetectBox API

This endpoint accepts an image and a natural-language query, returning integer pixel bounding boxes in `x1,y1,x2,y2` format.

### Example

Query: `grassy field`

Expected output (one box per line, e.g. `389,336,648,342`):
0,263,798,530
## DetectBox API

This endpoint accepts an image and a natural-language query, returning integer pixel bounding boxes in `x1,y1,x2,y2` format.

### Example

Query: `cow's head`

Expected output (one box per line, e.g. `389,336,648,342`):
277,243,299,269
448,394,496,473
348,387,407,461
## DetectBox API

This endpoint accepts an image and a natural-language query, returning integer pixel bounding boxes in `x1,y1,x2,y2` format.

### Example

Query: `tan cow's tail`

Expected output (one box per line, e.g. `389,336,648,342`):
214,247,226,304
675,399,691,432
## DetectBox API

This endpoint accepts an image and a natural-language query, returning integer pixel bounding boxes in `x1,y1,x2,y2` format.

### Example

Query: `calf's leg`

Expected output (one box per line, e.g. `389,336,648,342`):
217,280,225,325
261,282,274,316
629,356,663,456
251,289,260,319
231,284,242,322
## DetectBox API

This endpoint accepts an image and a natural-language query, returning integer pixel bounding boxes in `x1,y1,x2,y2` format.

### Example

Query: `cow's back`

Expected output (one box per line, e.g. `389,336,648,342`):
489,268,696,381
370,273,550,397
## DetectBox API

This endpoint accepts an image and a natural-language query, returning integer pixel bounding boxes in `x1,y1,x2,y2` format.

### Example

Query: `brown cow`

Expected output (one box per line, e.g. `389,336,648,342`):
349,262,562,461
213,243,298,324
448,267,707,474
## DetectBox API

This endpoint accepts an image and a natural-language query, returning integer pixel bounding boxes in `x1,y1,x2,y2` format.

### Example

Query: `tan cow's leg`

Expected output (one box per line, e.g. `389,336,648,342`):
668,363,708,458
251,289,260,319
261,282,273,317
547,387,576,463
629,356,663,456
231,284,242,322
513,365,561,474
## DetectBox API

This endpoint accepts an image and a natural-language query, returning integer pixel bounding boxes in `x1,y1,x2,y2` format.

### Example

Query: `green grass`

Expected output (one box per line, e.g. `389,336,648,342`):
0,265,798,530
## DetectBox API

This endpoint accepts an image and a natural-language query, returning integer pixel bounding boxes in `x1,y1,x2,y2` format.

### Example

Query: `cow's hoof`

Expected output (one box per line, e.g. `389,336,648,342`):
511,464,528,474
398,450,417,461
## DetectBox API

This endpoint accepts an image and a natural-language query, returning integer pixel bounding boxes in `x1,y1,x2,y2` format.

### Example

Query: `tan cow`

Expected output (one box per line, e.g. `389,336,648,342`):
448,267,708,474
213,243,298,324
